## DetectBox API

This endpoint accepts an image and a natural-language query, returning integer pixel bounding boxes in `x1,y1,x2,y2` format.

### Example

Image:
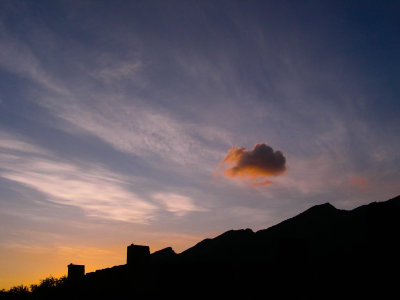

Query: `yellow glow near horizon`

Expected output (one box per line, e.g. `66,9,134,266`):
0,234,205,290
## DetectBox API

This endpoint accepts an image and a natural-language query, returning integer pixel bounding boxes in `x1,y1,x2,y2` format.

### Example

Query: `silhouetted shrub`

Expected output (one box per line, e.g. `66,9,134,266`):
0,285,30,299
30,276,66,298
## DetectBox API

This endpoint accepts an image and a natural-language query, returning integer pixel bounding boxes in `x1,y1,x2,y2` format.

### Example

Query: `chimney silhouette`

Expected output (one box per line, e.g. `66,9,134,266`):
127,244,150,265
68,263,85,280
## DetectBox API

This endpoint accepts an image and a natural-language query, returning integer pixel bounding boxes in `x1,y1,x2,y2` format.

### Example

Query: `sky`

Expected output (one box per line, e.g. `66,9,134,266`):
1,0,400,289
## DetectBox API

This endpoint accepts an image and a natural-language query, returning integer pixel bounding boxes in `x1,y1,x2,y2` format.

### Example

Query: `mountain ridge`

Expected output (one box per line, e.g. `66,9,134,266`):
145,195,400,271
170,195,398,253
145,194,400,296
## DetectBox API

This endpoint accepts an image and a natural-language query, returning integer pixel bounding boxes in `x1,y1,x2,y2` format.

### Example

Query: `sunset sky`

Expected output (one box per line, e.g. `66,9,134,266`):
1,0,400,289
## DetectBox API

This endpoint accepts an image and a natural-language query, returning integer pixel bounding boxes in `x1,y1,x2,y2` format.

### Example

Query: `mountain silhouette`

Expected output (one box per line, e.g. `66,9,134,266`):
166,196,399,266
147,195,399,297
3,195,399,299
179,228,255,263
150,246,177,263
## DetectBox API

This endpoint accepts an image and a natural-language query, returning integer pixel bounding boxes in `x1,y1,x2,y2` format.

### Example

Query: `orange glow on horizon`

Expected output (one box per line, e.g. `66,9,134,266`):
0,235,205,290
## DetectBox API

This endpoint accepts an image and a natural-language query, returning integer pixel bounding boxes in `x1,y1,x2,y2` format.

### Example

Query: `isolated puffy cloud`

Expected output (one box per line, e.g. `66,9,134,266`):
218,143,287,186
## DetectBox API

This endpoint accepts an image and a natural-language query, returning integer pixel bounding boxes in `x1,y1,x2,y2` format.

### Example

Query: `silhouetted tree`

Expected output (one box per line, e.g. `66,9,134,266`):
30,276,66,298
0,285,30,299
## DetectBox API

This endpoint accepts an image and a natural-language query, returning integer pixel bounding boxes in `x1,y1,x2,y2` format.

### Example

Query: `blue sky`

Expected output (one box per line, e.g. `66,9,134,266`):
1,0,399,289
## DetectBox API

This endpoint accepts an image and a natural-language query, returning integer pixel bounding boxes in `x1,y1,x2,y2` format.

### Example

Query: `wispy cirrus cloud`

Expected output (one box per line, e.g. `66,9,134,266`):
41,99,217,163
0,29,68,96
1,24,231,172
152,192,206,217
0,132,158,223
37,97,229,170
93,61,143,83
0,131,49,156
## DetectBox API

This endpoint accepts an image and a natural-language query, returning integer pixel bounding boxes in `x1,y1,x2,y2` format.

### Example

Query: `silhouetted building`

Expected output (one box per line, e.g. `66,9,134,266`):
127,244,150,265
68,263,85,280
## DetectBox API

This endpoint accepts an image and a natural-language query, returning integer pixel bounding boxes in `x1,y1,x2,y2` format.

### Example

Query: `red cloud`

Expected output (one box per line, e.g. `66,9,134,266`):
218,143,287,186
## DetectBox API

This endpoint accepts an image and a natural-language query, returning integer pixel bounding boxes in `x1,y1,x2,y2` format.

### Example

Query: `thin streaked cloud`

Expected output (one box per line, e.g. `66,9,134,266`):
37,98,227,168
153,192,206,217
0,132,157,223
0,28,230,170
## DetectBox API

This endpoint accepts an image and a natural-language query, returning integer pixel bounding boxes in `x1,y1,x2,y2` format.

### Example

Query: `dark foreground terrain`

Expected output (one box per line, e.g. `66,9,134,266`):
2,195,399,299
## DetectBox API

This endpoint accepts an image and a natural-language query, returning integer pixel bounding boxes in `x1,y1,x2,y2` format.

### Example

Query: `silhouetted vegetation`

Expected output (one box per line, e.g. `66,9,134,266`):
30,276,67,298
0,276,67,299
0,285,30,299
